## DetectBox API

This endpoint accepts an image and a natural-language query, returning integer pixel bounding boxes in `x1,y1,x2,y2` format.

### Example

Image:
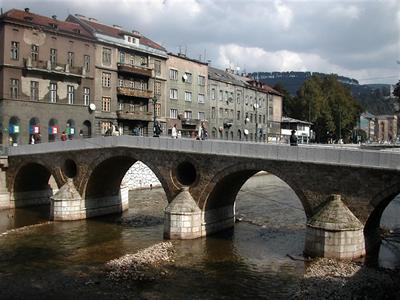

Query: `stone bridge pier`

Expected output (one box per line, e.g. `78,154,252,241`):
5,137,400,261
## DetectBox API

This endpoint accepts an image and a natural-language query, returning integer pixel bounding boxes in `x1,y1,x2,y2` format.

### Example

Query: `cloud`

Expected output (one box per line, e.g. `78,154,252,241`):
215,44,398,84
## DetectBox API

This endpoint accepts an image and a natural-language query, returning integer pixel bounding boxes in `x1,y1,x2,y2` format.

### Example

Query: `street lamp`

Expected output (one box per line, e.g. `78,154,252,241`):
253,102,259,142
152,96,158,137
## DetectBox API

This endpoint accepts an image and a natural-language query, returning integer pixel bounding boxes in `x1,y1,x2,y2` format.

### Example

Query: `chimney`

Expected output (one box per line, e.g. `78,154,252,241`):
52,15,57,20
24,8,30,13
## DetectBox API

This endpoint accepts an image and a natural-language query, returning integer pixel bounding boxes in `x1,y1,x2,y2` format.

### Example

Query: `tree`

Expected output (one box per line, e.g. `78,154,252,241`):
291,75,361,143
394,80,400,106
273,83,294,116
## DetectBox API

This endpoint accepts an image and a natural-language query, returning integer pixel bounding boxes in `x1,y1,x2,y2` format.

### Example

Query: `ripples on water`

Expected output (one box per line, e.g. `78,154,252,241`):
0,174,398,299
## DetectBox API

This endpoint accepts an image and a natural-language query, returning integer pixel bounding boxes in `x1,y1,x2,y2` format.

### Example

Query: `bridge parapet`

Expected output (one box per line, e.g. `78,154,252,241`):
7,136,400,171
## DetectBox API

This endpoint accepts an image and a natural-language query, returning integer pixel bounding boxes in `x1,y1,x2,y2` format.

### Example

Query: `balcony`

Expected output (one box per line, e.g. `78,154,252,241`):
181,118,200,126
116,110,153,122
117,87,153,99
117,63,152,77
24,57,85,78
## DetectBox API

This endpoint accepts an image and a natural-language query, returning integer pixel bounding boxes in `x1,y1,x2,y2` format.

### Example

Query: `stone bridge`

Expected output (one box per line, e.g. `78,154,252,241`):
1,136,400,260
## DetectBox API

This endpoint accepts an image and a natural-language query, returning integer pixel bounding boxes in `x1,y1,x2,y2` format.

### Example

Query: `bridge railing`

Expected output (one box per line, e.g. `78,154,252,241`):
0,145,9,156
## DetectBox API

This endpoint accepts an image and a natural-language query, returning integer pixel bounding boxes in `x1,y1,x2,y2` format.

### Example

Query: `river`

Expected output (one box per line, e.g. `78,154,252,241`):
0,174,398,299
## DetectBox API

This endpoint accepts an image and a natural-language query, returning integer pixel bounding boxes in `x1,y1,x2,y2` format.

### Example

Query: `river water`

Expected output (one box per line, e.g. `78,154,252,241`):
0,174,399,299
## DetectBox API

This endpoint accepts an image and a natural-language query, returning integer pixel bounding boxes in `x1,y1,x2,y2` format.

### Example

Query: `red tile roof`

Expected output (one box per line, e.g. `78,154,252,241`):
77,17,166,52
2,9,93,38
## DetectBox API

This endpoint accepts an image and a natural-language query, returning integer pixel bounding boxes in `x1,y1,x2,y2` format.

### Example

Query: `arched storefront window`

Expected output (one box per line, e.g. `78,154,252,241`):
48,118,59,142
82,120,91,138
29,117,40,144
66,119,76,140
8,116,20,146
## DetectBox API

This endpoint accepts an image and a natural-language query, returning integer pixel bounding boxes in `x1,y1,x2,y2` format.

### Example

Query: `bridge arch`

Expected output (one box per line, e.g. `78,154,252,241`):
82,154,170,202
12,162,56,207
198,161,310,217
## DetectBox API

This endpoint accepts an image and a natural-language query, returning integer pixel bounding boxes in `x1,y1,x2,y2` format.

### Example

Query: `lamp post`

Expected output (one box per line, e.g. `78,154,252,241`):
253,102,259,142
152,95,158,137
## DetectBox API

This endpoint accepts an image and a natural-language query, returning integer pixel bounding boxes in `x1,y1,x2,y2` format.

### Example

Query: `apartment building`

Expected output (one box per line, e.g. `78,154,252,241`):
166,53,208,137
67,14,168,136
208,67,282,142
0,8,96,145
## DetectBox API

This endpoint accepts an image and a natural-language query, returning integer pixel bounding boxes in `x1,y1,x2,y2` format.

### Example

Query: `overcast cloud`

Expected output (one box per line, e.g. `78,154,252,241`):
1,0,399,84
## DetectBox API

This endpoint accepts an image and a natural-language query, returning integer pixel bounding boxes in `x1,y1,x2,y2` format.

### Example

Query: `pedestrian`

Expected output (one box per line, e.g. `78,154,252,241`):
132,126,140,136
35,133,41,143
79,129,84,138
198,122,203,140
153,121,162,137
61,131,67,141
290,130,298,146
30,134,35,145
171,124,177,138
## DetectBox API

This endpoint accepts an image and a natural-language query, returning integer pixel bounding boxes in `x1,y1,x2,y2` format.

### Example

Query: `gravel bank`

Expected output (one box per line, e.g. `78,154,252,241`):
293,258,400,299
106,242,174,281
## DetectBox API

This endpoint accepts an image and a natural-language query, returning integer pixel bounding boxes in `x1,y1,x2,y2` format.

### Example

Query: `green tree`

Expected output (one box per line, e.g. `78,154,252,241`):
290,75,361,143
273,83,293,116
394,80,400,102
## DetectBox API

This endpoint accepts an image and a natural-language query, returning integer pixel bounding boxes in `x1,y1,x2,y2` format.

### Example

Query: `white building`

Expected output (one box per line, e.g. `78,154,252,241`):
281,117,313,144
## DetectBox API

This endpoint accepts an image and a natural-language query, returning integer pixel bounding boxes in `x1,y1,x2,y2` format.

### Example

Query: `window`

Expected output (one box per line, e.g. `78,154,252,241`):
102,96,111,112
259,115,262,124
169,69,178,80
67,51,74,66
184,72,192,83
50,48,57,66
211,107,215,119
198,93,205,103
269,106,273,117
155,81,161,96
237,92,241,104
154,60,161,75
237,111,241,120
49,83,57,103
101,121,111,135
198,112,205,120
119,51,125,64
219,90,223,101
102,47,111,65
263,115,266,124
184,110,192,119
198,75,205,86
67,85,74,104
170,108,178,119
11,41,19,60
84,55,90,72
31,44,39,62
155,103,161,117
170,88,178,100
102,72,111,87
30,81,39,101
211,88,215,100
83,87,90,106
250,114,253,123
184,91,192,102
219,107,223,117
10,79,19,99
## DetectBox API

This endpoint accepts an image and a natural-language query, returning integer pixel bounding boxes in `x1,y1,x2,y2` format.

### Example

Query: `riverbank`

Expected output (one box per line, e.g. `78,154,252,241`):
293,257,400,299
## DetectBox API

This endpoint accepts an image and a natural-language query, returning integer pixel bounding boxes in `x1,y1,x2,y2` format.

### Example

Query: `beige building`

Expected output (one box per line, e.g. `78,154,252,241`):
166,53,208,138
67,14,168,136
375,115,397,143
0,8,96,145
208,67,282,142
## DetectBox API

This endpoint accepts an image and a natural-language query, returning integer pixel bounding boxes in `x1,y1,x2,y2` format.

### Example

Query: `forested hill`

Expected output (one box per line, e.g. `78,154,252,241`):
252,71,397,115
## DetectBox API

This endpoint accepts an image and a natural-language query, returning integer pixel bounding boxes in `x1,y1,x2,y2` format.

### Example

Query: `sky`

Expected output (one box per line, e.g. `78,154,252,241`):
1,0,399,84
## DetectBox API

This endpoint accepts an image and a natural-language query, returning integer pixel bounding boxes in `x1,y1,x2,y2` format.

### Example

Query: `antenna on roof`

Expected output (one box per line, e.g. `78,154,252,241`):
184,45,187,56
203,49,206,63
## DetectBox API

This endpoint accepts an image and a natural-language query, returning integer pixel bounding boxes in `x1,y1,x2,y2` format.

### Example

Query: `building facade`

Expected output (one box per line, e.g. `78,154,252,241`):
281,117,313,144
375,115,397,143
0,8,96,145
166,53,208,138
208,67,282,142
67,14,168,137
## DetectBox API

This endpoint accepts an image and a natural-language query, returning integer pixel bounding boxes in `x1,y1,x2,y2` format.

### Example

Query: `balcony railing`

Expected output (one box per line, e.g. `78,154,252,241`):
117,87,153,99
181,118,200,126
117,63,152,77
116,110,153,122
24,57,85,78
